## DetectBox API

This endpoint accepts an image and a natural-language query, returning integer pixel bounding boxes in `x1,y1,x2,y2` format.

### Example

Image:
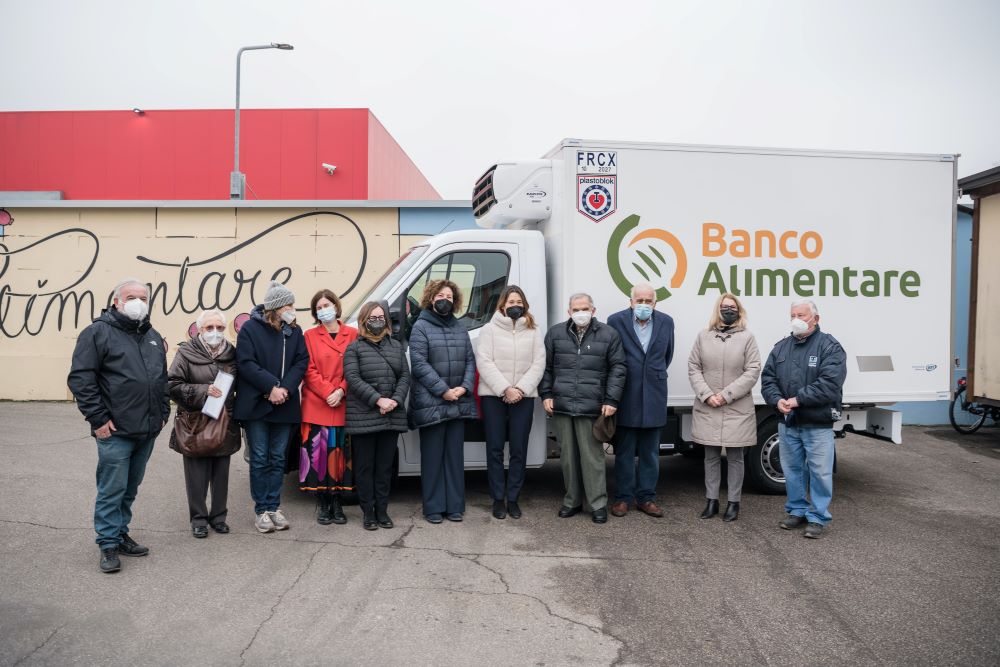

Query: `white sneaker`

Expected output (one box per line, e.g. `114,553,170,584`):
269,509,290,531
255,512,275,533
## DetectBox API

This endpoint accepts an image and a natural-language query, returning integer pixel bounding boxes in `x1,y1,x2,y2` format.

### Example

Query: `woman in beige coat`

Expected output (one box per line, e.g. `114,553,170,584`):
688,293,761,522
475,285,546,520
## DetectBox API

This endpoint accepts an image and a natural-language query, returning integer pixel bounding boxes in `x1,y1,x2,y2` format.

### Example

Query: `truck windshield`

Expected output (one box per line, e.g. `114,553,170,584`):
344,244,429,322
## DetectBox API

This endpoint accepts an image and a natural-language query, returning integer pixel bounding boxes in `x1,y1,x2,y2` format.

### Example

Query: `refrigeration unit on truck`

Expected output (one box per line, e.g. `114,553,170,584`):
347,139,957,492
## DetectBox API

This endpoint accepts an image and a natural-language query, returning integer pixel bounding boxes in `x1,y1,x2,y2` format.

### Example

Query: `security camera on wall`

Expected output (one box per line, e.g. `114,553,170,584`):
322,163,337,175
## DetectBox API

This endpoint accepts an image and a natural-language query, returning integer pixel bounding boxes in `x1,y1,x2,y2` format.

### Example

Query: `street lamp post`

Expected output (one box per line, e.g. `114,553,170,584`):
231,42,294,200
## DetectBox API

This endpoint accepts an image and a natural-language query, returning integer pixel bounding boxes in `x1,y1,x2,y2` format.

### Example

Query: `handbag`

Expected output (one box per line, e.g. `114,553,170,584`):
172,407,239,458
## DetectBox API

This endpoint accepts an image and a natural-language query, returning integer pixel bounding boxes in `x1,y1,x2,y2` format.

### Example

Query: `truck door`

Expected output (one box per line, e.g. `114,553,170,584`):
392,245,518,474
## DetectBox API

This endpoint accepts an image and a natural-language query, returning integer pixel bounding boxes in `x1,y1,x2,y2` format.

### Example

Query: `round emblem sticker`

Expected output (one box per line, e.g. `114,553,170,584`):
581,184,613,218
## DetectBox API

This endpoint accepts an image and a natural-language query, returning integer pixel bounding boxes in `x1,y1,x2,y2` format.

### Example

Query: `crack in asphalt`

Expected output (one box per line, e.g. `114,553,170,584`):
238,542,327,666
456,552,626,654
13,623,64,666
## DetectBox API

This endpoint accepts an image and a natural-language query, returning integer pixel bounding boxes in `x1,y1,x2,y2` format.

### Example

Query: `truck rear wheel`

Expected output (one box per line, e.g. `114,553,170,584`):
746,418,785,495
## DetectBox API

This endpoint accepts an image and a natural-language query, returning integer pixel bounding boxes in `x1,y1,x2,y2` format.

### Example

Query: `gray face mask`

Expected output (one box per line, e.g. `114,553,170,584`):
201,331,224,347
280,310,297,325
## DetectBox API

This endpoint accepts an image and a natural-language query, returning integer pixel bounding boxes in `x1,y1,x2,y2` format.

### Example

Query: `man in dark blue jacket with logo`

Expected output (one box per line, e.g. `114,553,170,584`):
68,278,170,573
607,283,674,518
761,299,846,539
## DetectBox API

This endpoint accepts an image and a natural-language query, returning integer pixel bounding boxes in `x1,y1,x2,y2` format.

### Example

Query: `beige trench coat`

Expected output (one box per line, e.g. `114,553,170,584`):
687,327,762,448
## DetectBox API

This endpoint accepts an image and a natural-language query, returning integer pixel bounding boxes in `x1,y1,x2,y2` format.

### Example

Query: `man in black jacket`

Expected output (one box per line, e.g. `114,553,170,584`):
761,299,846,539
68,278,170,573
540,293,626,524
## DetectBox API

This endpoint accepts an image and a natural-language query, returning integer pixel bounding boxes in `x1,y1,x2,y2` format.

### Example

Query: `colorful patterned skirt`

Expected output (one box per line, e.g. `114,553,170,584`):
298,423,354,493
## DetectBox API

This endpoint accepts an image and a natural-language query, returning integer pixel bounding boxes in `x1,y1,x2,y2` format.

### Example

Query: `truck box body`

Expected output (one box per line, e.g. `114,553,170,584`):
528,140,957,407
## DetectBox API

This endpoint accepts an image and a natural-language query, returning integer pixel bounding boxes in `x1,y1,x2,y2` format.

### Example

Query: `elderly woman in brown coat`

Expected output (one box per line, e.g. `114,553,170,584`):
168,308,241,538
688,293,761,522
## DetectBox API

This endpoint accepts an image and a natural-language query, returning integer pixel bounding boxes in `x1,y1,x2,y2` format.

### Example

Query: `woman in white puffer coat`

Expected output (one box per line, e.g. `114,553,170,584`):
475,285,546,520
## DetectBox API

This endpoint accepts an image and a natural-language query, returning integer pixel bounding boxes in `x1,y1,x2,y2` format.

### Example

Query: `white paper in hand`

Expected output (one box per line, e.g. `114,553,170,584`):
201,371,234,420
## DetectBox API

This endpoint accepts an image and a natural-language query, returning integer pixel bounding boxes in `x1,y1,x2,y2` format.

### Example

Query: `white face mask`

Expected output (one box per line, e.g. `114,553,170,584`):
201,331,224,347
316,306,337,323
121,298,148,321
571,310,593,327
280,310,297,325
790,317,811,336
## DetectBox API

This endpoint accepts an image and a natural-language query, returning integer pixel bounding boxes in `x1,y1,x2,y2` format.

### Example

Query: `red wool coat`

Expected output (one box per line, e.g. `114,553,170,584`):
301,322,359,427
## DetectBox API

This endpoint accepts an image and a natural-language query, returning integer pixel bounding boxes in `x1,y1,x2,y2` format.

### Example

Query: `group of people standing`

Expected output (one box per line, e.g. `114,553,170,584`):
69,276,846,574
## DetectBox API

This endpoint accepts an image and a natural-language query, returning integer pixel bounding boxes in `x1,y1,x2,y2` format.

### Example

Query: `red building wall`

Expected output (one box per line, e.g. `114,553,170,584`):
0,109,440,200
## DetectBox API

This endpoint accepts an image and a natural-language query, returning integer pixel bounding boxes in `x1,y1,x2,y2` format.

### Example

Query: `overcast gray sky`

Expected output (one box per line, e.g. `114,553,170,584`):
2,0,998,199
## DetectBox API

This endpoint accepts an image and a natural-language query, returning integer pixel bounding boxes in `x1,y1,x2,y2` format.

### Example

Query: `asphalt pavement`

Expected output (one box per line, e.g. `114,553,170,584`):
1,402,998,666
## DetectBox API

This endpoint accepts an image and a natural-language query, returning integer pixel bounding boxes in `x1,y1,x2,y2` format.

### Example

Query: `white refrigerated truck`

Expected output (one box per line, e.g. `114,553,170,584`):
347,139,957,492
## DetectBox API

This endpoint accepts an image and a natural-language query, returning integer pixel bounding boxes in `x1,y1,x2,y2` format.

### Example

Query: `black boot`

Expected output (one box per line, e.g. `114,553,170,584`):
362,505,378,531
700,499,719,519
330,494,347,525
492,499,507,519
317,493,334,525
723,501,740,522
376,506,393,529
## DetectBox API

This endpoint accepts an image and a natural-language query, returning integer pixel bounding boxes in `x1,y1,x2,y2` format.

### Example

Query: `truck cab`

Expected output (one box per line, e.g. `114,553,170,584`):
345,228,551,477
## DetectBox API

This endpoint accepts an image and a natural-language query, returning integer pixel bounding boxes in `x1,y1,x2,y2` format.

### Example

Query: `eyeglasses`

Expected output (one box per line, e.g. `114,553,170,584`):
202,325,225,332
367,316,386,323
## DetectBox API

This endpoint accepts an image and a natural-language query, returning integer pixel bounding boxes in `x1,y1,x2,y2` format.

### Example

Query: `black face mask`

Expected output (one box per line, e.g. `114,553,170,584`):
720,309,739,325
433,299,453,316
505,306,524,321
366,320,387,335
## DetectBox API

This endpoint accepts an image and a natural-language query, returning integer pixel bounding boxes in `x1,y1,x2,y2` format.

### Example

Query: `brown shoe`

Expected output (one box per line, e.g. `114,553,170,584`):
610,500,629,517
637,501,664,518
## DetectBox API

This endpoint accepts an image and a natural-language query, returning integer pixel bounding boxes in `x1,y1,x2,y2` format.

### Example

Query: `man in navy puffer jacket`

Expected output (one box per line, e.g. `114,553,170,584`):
761,299,846,540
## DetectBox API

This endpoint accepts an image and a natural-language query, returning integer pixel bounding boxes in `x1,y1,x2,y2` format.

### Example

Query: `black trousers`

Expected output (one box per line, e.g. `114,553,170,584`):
183,455,231,527
481,396,534,502
353,430,398,511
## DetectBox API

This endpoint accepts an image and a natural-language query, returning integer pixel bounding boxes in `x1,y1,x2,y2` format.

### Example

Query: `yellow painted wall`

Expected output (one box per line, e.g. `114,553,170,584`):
0,207,405,400
973,194,1000,402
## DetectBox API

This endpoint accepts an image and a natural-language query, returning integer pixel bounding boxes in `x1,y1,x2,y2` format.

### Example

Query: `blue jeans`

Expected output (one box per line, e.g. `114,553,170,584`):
245,420,292,515
778,424,834,524
94,434,156,548
614,427,661,504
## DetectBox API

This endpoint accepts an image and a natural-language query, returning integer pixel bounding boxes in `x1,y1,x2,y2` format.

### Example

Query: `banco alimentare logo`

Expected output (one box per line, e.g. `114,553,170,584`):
607,214,687,300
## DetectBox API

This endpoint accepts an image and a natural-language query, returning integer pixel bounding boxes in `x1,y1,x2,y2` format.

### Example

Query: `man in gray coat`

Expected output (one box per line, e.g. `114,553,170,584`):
539,293,626,524
68,278,170,573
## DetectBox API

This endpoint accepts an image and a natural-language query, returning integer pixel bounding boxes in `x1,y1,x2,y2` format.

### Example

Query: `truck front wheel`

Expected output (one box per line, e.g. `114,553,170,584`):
746,418,785,495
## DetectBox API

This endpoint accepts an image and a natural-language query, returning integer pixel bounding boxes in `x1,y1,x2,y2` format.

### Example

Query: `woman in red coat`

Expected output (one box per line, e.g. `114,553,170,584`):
300,289,359,525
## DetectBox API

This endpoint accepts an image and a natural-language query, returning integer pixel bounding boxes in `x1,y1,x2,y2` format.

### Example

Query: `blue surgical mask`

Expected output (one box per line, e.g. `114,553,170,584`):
316,306,336,323
634,304,653,321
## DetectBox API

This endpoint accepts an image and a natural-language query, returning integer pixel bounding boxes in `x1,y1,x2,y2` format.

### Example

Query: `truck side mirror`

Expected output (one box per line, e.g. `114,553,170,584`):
388,306,404,341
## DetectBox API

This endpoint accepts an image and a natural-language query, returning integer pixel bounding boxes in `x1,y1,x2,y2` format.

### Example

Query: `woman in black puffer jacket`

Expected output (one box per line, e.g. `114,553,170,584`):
407,279,477,524
343,301,411,530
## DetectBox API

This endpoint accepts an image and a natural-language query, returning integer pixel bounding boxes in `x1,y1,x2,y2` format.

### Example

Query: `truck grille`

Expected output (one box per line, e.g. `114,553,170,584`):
472,165,498,219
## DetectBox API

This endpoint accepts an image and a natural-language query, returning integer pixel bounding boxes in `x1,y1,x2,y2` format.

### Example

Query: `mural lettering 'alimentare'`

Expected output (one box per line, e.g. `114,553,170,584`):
0,211,369,339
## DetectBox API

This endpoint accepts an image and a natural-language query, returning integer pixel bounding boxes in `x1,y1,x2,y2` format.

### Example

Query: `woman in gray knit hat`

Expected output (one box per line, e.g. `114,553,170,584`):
234,281,310,534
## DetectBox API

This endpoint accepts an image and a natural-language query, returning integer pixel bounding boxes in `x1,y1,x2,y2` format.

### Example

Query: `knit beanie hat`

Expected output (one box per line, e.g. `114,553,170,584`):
263,281,295,311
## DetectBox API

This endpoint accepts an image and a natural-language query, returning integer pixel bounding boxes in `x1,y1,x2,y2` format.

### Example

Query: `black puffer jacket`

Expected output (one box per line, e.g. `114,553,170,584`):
67,307,170,439
167,336,241,456
761,326,847,427
407,309,477,429
343,335,411,435
539,318,627,417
